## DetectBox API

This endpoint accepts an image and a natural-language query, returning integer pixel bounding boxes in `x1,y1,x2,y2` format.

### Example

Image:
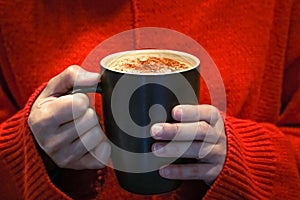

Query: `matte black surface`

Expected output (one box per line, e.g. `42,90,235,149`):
101,68,199,194
73,67,199,194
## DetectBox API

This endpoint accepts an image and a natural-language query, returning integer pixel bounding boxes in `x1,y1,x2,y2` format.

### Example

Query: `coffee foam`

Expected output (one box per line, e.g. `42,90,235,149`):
107,55,192,74
101,50,200,75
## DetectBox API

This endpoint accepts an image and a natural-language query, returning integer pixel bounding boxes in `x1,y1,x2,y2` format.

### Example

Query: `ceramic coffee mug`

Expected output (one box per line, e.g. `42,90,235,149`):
72,49,200,194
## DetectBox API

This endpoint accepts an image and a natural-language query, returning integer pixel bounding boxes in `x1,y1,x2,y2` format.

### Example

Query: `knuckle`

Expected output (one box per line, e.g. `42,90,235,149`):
206,164,223,185
191,166,201,178
83,128,104,151
74,145,86,157
86,108,98,121
173,123,180,135
56,159,69,168
43,144,55,154
96,141,111,161
28,113,54,143
102,141,111,154
73,93,90,109
216,164,224,173
40,106,52,118
46,77,57,90
105,141,111,154
210,106,221,123
163,123,177,138
41,107,60,126
42,136,62,154
28,109,48,128
92,126,104,141
27,113,37,130
198,121,210,133
215,119,226,137
208,105,218,112
177,166,183,178
35,138,48,150
62,65,81,84
55,153,75,168
166,123,178,134
65,65,80,77
215,144,227,159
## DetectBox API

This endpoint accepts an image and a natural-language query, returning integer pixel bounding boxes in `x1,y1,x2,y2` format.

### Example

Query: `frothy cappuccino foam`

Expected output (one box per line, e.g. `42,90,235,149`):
107,55,192,73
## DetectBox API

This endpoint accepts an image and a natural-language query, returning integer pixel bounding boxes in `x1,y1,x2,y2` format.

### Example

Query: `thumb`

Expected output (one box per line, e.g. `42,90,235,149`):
43,65,100,97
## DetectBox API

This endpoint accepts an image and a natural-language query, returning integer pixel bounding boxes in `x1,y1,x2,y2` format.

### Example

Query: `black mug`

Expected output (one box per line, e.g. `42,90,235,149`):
72,49,200,195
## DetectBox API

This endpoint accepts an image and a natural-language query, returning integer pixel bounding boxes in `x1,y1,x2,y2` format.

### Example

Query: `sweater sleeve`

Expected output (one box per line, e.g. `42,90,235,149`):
0,83,72,200
204,117,300,200
0,82,106,200
204,1,300,199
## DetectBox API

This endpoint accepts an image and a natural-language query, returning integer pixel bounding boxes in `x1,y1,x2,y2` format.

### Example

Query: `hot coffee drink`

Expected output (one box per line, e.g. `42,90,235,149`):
107,55,192,73
107,53,193,74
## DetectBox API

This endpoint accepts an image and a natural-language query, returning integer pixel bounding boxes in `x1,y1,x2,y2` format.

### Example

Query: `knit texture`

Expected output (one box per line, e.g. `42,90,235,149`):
0,83,70,200
0,0,300,199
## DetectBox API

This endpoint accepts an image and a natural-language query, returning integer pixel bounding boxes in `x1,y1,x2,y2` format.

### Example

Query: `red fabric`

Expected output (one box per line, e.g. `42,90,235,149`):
0,0,300,199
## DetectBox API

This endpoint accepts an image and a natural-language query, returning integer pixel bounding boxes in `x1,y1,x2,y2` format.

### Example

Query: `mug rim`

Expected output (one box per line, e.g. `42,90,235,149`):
100,49,200,76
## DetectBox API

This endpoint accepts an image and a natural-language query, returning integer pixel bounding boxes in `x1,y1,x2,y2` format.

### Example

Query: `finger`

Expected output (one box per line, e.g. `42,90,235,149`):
172,104,221,124
39,93,90,126
93,141,111,167
53,125,104,168
159,163,222,185
43,108,100,154
68,141,111,170
151,121,220,143
152,142,223,162
43,65,100,97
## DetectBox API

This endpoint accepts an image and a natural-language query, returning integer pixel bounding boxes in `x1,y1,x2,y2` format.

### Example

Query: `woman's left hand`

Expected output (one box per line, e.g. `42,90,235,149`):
151,104,227,185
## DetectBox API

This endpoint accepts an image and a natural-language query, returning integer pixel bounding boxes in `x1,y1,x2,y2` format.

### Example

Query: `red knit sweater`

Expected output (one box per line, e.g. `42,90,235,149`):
0,0,300,199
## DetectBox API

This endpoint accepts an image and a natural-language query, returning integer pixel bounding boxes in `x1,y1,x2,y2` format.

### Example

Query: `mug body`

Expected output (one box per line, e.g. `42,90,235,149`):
100,49,200,194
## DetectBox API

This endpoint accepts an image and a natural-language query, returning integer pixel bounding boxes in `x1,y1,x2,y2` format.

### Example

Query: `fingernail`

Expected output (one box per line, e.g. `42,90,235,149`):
160,167,170,177
153,143,165,153
151,124,163,138
174,108,183,120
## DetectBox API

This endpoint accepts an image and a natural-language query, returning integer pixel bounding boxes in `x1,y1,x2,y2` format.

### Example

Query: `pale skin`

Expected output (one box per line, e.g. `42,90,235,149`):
28,65,227,185
28,65,111,170
151,104,227,185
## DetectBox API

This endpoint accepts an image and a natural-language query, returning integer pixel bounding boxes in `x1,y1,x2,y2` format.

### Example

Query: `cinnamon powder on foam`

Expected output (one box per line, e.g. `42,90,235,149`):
109,56,191,73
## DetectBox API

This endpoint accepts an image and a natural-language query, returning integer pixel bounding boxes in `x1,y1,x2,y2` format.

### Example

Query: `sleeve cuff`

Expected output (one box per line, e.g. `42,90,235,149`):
204,116,277,199
0,82,71,199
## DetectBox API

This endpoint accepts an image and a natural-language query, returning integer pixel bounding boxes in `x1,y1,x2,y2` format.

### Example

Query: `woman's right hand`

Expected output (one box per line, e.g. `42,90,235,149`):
28,65,111,170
